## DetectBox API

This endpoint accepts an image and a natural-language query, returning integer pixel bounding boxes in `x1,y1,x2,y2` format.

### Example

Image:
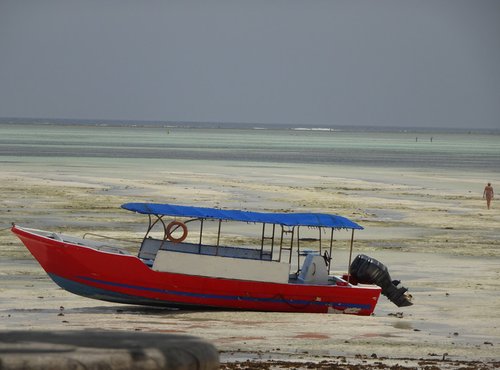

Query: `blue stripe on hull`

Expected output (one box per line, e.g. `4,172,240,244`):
48,273,372,311
48,273,199,308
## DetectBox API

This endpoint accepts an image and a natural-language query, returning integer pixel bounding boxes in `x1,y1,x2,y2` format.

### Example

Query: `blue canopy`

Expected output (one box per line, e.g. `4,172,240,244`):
121,203,363,230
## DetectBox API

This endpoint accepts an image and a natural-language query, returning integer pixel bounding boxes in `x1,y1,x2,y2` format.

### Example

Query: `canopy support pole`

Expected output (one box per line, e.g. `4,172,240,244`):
328,228,334,275
142,215,165,248
216,219,221,255
296,226,301,272
198,219,204,253
318,227,322,256
278,227,284,261
260,223,266,259
347,229,355,283
270,224,276,261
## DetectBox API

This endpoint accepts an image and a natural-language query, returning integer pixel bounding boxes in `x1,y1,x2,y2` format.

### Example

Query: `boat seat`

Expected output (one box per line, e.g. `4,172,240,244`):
138,238,163,260
297,254,329,284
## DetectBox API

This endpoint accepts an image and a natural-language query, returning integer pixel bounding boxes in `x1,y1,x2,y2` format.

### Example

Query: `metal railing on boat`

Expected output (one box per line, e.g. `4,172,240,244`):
82,232,141,246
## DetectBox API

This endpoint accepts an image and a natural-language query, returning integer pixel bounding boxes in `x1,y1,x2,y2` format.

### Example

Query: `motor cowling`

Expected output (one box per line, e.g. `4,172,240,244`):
349,254,413,307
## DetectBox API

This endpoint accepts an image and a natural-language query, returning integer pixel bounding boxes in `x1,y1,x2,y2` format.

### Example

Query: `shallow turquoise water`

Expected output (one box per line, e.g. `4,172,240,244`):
1,124,499,171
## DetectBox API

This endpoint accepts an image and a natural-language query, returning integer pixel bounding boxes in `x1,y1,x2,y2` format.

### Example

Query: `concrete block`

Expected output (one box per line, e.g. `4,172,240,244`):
0,330,219,370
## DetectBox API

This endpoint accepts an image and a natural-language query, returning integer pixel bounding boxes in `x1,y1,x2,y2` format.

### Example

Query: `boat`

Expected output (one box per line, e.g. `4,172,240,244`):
11,202,412,315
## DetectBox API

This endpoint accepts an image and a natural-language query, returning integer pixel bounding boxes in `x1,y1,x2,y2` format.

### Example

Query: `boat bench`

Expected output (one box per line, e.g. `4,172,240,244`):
138,237,272,261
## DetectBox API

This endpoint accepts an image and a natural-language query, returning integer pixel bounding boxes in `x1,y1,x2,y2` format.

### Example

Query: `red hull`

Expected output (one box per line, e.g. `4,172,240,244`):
12,226,381,315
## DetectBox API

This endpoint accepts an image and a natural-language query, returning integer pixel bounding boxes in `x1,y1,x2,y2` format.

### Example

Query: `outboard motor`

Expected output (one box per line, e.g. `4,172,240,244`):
349,254,413,307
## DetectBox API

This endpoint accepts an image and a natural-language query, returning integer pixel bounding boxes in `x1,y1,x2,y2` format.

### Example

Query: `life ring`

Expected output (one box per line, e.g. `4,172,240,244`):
166,221,188,243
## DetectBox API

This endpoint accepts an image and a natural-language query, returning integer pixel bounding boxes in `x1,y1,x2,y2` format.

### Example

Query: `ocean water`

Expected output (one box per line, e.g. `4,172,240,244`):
0,123,499,171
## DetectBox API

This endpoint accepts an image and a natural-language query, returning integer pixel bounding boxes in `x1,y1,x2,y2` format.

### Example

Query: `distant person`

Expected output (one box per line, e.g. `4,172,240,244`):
483,183,494,209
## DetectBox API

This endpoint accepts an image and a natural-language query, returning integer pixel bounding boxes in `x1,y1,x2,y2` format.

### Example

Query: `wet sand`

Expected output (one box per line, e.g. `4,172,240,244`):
1,159,499,368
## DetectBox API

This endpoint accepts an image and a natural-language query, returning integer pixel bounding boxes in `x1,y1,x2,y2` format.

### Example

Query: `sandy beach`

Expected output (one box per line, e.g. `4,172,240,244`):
2,0,500,366
1,157,499,368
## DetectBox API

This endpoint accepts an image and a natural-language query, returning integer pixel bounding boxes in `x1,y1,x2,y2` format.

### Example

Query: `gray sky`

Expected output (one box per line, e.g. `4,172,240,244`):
1,0,499,129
